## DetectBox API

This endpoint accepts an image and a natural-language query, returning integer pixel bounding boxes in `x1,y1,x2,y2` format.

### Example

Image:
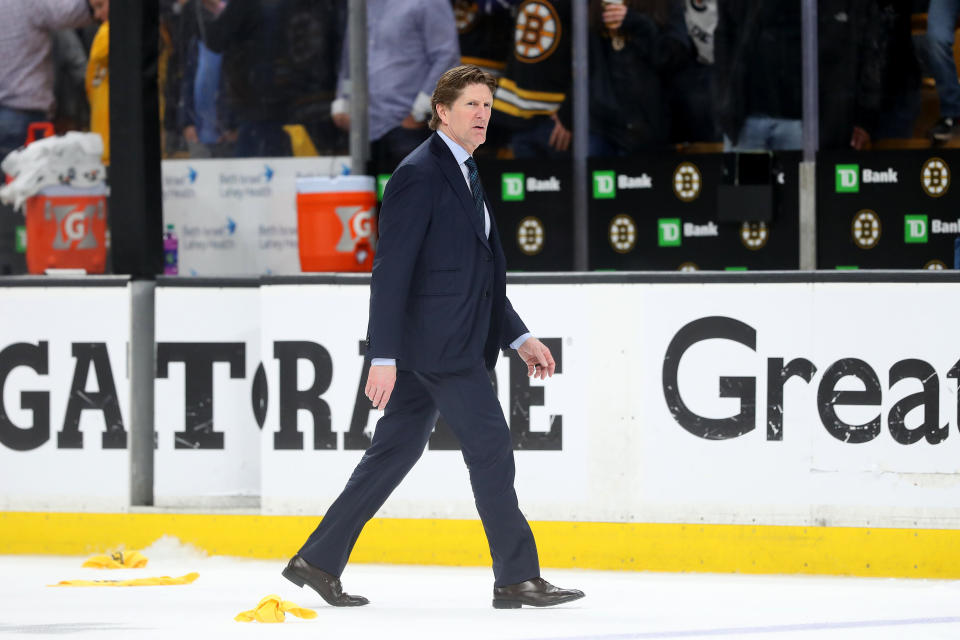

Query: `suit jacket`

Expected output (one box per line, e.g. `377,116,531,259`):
367,132,527,373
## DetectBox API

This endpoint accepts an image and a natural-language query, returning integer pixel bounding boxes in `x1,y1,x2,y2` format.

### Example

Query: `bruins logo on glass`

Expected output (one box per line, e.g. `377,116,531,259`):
608,214,637,253
514,1,561,63
517,216,545,255
851,209,881,249
453,1,478,33
673,162,701,202
740,221,768,250
921,157,950,198
678,261,699,271
925,259,946,270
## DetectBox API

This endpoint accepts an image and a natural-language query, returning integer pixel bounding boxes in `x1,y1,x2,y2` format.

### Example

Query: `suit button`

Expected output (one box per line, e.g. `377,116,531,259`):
483,290,490,298
484,255,492,262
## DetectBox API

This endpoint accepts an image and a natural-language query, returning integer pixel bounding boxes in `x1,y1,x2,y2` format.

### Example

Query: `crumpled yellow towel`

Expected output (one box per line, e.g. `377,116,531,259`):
235,595,317,623
50,572,199,587
81,550,148,569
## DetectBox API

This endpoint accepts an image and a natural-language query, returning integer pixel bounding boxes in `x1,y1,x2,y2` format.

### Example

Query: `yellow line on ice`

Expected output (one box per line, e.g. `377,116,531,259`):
3,512,959,579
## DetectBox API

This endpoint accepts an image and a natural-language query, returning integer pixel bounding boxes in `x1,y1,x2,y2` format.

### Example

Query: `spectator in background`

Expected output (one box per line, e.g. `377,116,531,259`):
871,0,921,141
52,29,90,133
160,0,192,156
669,0,720,143
201,0,347,158
333,0,460,172
285,0,347,155
491,0,573,158
925,0,960,141
451,0,518,78
177,0,235,157
0,0,93,167
714,0,802,151
86,0,110,164
588,0,692,156
817,0,885,150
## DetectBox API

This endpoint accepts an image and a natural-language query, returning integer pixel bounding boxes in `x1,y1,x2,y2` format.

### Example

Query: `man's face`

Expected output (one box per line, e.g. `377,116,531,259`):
438,83,492,155
90,0,109,22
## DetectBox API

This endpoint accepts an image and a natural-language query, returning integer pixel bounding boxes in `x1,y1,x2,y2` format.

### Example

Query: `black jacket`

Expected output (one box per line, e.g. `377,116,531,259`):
588,1,691,152
368,134,527,373
203,0,345,124
818,0,886,148
714,0,802,144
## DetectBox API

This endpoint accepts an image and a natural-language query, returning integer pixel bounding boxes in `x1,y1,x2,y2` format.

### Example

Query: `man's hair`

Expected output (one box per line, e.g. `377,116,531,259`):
429,65,497,131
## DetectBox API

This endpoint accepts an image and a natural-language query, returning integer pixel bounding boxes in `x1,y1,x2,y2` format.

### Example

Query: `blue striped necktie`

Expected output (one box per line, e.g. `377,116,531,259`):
464,157,485,228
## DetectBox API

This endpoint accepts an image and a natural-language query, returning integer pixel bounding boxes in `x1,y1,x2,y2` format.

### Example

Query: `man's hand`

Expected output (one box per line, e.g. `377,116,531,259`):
365,364,397,410
517,337,556,380
850,126,871,150
548,113,571,152
333,112,351,130
602,2,627,29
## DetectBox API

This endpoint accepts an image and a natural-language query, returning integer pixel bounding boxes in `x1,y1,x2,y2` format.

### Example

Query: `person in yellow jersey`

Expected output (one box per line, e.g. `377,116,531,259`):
85,0,110,164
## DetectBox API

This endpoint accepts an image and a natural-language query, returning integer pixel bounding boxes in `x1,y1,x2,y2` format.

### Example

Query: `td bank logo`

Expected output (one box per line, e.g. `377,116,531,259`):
502,173,525,201
592,170,653,198
593,171,615,199
836,165,859,192
904,214,928,243
836,164,898,192
376,174,391,201
658,218,681,247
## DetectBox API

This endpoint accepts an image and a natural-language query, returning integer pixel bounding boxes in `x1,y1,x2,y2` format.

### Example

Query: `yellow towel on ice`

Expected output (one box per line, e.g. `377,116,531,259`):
51,572,198,587
82,550,148,569
235,594,317,623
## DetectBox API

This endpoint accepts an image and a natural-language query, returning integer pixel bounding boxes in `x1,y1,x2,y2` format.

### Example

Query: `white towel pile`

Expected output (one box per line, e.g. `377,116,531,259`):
0,132,106,210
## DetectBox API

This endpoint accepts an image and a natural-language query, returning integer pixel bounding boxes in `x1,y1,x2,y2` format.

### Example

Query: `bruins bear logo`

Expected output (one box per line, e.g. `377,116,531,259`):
514,1,561,63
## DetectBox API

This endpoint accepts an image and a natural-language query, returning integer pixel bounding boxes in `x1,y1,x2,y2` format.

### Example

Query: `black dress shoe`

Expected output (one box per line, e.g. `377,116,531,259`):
282,555,369,606
492,577,585,608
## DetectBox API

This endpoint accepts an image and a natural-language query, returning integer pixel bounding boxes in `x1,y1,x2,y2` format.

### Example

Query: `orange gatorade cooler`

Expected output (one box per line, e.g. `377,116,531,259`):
24,185,107,274
296,175,377,272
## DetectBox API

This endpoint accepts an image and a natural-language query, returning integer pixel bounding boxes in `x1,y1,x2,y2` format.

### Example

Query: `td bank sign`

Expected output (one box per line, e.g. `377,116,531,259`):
835,164,899,192
904,214,960,243
501,173,561,201
592,170,653,198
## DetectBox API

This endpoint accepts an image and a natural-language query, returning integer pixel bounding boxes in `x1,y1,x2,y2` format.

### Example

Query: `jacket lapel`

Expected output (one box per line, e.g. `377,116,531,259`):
430,134,491,250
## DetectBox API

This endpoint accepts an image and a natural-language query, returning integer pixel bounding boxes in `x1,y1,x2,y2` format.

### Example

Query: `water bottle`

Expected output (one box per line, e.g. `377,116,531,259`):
163,224,178,275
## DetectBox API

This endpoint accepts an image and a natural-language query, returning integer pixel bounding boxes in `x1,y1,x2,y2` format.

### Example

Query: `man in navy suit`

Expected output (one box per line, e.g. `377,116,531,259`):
283,66,584,609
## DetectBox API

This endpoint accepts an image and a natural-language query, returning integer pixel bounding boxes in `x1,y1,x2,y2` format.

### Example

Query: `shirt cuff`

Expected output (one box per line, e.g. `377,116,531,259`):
371,358,396,367
411,91,433,123
509,333,531,350
331,97,349,116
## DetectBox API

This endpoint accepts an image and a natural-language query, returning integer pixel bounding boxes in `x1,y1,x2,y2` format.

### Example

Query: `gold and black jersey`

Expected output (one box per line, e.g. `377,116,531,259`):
492,0,571,126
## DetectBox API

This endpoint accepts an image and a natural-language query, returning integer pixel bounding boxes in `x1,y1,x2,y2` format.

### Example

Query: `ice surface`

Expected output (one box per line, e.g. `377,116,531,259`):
1,546,959,639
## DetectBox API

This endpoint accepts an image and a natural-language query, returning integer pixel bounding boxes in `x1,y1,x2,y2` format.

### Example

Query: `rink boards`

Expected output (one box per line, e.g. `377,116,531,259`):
2,272,960,578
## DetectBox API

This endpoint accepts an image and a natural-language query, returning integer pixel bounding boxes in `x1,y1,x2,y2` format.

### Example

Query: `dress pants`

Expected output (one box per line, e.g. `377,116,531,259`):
297,364,541,587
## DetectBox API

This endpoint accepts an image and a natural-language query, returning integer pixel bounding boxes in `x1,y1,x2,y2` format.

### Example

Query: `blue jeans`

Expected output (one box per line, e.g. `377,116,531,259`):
193,42,223,146
724,115,803,152
0,105,46,167
927,0,960,117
